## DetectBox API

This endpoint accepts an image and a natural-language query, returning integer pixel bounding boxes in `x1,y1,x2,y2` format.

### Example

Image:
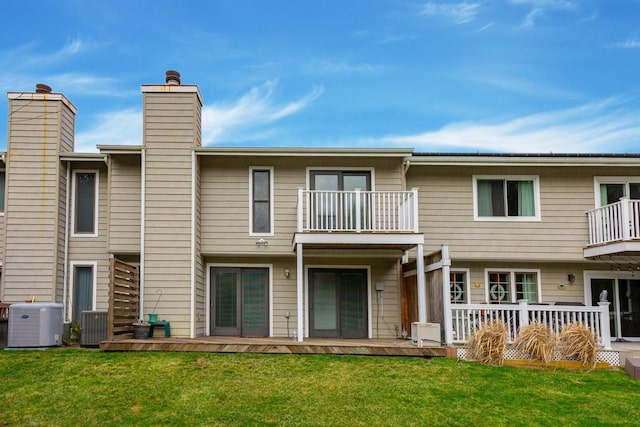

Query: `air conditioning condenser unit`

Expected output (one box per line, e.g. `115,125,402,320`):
8,302,63,348
80,310,108,347
411,322,441,347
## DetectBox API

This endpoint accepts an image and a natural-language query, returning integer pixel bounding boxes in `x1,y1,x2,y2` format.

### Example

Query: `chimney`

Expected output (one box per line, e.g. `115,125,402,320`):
35,83,52,94
165,70,181,85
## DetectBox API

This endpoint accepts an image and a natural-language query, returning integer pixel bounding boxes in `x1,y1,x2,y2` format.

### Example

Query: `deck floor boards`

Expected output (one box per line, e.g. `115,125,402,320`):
100,336,447,357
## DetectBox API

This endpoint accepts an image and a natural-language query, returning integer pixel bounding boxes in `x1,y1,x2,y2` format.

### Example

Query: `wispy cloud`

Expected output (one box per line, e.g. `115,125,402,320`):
75,109,142,152
302,59,384,74
202,81,324,145
509,0,576,28
420,1,482,24
368,97,640,153
614,33,640,48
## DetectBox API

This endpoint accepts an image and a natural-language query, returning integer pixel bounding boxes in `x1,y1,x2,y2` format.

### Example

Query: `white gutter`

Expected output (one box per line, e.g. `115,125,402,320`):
139,148,146,321
190,150,196,338
62,162,71,322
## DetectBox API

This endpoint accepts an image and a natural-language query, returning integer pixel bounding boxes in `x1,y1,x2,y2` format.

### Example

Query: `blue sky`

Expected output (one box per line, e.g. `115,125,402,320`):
1,0,640,153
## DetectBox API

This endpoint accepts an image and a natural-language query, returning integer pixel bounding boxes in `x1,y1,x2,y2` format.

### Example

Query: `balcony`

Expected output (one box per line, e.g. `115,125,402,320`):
585,198,640,258
294,189,423,249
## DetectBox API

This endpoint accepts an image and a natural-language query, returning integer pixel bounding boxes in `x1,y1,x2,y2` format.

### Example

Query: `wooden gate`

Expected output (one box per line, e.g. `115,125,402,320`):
400,246,449,336
108,258,140,339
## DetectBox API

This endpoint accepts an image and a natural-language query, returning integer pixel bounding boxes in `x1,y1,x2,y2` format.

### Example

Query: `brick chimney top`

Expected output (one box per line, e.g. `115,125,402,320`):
35,84,52,94
165,70,181,85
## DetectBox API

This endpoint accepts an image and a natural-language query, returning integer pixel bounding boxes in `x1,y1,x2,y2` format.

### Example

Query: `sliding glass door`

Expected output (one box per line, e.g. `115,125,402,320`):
210,267,269,337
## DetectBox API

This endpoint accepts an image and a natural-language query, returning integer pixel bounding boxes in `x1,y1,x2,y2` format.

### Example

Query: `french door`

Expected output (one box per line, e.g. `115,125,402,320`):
210,267,269,337
590,277,640,340
310,171,371,230
309,268,368,338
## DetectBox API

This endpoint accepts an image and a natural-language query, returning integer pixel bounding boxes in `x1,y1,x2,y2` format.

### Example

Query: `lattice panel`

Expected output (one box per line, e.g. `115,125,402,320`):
456,347,620,366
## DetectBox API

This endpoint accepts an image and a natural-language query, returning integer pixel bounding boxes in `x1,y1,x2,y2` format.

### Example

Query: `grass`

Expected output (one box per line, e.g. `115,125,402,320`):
0,349,639,426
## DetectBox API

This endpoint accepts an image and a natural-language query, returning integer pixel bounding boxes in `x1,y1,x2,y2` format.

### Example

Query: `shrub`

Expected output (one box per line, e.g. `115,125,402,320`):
467,320,507,366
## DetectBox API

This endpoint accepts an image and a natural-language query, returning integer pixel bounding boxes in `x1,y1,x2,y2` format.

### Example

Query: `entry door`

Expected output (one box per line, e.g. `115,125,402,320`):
210,267,268,337
309,269,367,338
590,278,640,339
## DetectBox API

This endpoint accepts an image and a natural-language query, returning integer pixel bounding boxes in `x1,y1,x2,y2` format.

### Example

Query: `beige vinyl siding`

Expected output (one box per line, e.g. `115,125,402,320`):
108,155,141,253
408,165,626,262
143,90,201,337
68,163,110,311
2,98,74,303
200,156,405,255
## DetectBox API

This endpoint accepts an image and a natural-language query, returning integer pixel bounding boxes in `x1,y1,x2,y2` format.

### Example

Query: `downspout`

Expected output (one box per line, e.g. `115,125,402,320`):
62,161,70,322
139,148,146,321
190,150,196,338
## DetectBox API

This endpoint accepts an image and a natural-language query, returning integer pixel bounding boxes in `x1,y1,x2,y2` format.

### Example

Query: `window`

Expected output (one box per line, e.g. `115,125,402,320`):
72,171,98,236
0,171,5,213
595,177,640,206
309,170,372,230
450,270,469,303
485,269,540,304
473,176,540,221
250,167,273,235
69,262,96,323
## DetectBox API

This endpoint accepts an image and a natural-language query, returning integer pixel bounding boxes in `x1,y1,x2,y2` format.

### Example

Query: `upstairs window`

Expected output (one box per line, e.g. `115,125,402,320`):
474,176,540,221
250,167,273,235
72,171,98,237
596,178,640,206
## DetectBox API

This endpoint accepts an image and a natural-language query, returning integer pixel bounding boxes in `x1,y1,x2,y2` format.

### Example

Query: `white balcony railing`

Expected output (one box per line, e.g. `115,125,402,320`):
448,300,612,349
297,188,419,233
587,198,640,246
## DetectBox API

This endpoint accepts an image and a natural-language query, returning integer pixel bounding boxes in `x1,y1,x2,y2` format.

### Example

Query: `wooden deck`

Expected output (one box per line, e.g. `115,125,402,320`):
100,336,448,357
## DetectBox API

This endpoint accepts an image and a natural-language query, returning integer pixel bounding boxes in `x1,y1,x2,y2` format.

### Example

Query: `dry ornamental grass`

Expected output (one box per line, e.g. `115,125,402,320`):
512,322,558,367
558,323,598,368
467,320,508,366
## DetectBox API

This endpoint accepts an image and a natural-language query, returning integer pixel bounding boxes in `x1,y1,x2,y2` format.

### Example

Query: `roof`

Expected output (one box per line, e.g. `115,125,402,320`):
408,152,640,167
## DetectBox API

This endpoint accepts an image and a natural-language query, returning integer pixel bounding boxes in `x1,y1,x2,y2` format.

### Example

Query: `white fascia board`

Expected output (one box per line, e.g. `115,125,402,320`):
97,145,144,155
195,147,414,158
406,155,640,168
583,241,640,258
293,233,424,246
141,84,203,105
59,153,107,163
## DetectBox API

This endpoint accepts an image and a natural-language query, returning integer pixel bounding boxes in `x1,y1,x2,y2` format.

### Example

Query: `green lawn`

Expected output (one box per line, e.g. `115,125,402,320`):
0,349,638,426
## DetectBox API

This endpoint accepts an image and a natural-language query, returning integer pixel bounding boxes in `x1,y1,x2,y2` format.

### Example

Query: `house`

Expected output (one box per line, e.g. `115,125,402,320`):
1,72,638,346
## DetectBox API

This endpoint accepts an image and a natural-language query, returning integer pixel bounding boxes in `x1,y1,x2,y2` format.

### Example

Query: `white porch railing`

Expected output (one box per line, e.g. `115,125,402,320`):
297,188,419,233
448,300,612,349
587,198,640,246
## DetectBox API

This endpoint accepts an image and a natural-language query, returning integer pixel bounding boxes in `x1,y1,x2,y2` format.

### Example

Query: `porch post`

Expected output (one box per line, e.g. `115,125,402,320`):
621,198,631,241
296,243,304,342
416,243,427,323
598,302,612,350
441,245,453,345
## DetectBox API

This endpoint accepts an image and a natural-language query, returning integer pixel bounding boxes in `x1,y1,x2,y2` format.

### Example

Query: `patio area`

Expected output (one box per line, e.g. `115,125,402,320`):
99,336,449,358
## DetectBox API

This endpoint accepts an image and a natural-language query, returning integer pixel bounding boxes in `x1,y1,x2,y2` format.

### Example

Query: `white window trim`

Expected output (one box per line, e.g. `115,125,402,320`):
472,175,541,222
71,169,99,238
205,263,273,337
593,176,640,207
450,268,470,304
249,166,274,237
483,268,542,304
67,261,98,323
305,167,376,191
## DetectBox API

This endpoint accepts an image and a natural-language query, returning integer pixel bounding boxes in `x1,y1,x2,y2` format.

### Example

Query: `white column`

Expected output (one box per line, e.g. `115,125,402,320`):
441,244,453,345
296,243,304,342
598,302,612,350
416,243,427,323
